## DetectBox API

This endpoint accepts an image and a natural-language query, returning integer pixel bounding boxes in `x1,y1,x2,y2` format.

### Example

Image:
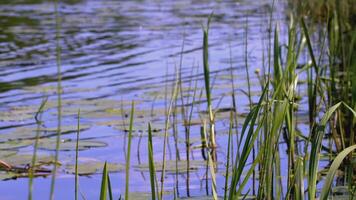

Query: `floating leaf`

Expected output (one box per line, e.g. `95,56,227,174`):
23,85,95,94
106,108,165,119
0,150,17,158
82,111,120,119
66,161,124,175
0,172,17,180
0,125,91,142
65,99,135,111
39,125,91,133
135,160,207,174
178,195,256,200
177,137,202,144
1,154,54,167
0,140,33,150
0,111,34,122
178,196,215,200
6,102,58,116
129,192,152,200
53,106,99,116
142,86,204,100
0,127,45,142
114,122,168,133
96,117,150,127
127,191,171,200
49,99,137,117
96,120,127,127
37,138,107,151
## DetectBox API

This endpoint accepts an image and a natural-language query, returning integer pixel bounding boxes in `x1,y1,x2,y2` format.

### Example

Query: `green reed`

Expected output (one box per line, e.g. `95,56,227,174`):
50,0,63,198
90,10,356,200
100,162,109,200
75,110,80,200
34,1,356,199
28,97,48,200
125,101,135,200
223,112,233,200
148,122,157,200
203,14,217,150
160,67,179,200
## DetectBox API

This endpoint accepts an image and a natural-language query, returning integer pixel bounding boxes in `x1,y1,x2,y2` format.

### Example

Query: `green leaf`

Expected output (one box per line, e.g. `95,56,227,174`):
125,101,135,200
320,145,356,200
308,102,342,200
100,162,108,200
148,123,156,200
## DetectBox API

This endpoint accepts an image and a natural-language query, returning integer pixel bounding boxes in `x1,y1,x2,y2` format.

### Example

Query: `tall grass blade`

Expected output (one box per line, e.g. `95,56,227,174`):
148,123,157,200
308,102,342,200
50,0,62,198
75,109,80,200
207,151,218,200
100,162,108,200
301,17,319,128
229,84,268,199
203,14,212,108
294,157,304,200
160,70,179,199
223,112,233,200
300,18,318,72
125,101,135,200
235,149,262,198
28,97,48,200
320,145,356,200
108,174,113,200
202,13,216,150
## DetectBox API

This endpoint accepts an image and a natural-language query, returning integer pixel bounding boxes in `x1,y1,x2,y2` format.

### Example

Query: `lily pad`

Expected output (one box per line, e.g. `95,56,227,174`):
0,150,17,158
96,117,151,127
23,85,95,94
37,138,107,151
178,196,215,200
1,154,54,167
0,140,33,150
179,195,256,200
48,99,136,117
96,120,127,127
106,107,166,119
181,119,203,126
1,127,40,142
0,111,34,122
66,161,124,175
65,99,135,110
0,125,91,142
53,106,99,117
128,191,171,200
143,86,204,100
127,192,152,200
0,172,17,180
115,122,168,133
6,101,58,115
39,125,91,133
134,160,207,174
81,111,120,119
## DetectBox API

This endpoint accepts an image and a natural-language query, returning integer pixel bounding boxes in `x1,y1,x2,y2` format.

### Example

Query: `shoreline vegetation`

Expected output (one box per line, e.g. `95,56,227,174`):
0,0,355,199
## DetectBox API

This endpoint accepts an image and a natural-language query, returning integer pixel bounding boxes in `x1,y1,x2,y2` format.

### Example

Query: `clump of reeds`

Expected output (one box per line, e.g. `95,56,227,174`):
39,0,356,199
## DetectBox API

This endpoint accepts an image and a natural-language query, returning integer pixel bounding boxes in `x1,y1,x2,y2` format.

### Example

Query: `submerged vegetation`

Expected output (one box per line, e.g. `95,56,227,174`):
0,0,355,199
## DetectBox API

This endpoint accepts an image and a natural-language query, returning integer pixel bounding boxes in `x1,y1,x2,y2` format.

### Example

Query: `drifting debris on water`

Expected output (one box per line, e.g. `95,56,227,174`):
0,154,55,180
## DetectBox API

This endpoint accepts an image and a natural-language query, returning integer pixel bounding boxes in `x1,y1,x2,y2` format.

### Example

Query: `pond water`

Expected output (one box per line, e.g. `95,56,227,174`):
0,0,307,199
